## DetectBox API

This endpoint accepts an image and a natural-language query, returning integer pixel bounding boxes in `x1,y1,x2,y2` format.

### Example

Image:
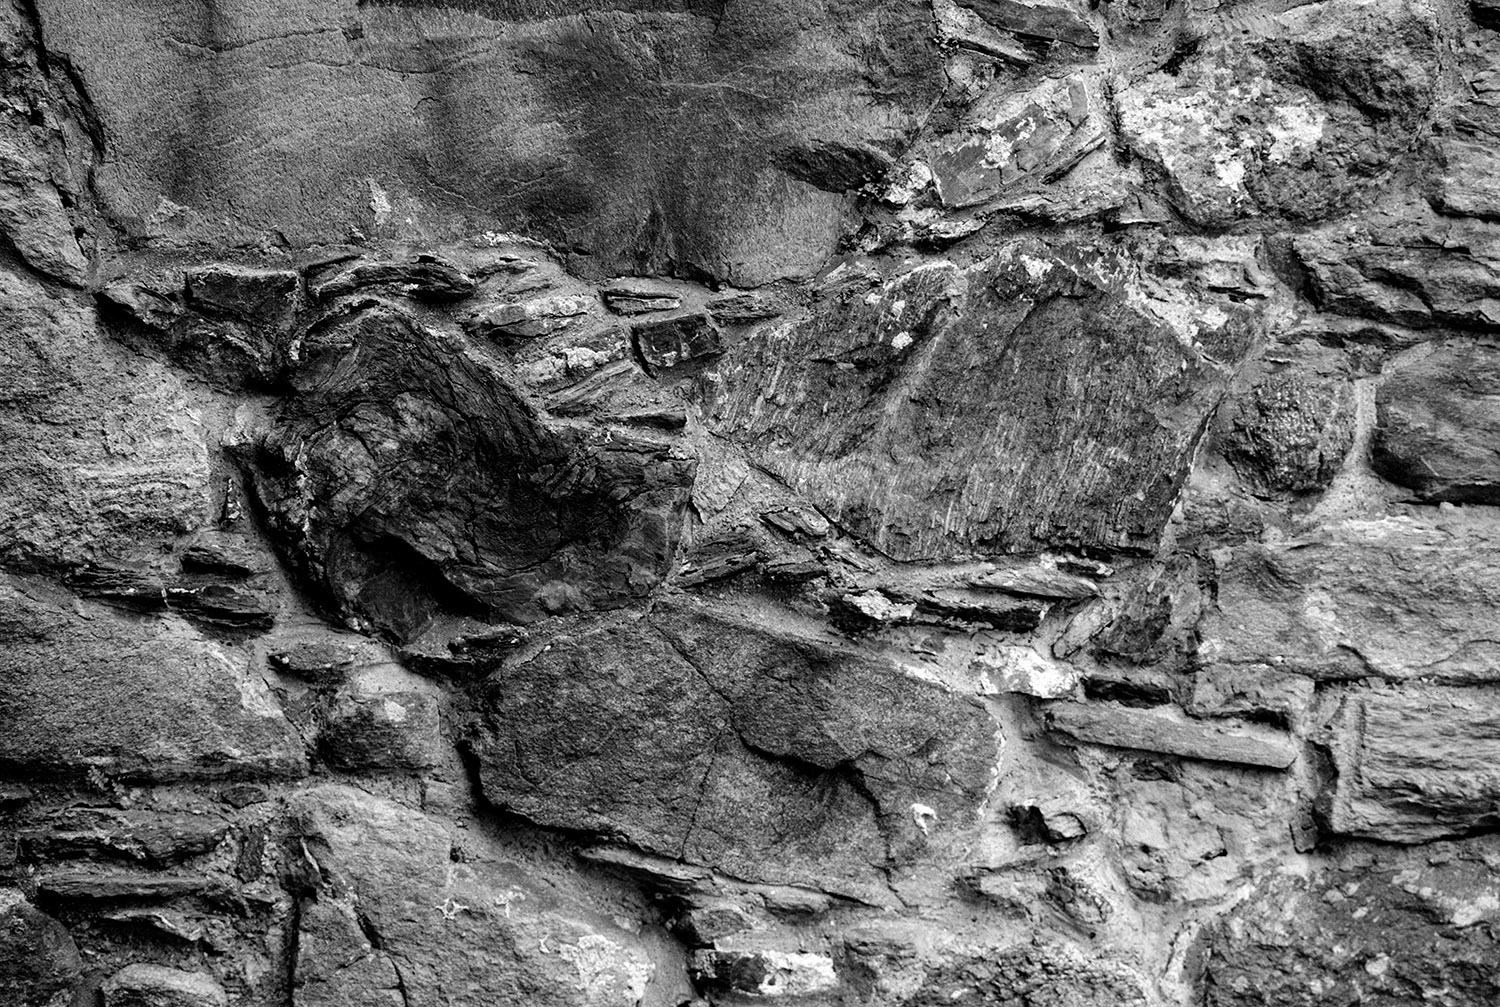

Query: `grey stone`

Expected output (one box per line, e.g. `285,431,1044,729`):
699,243,1238,559
1372,342,1500,503
101,964,227,1007
1202,838,1500,1006
1322,684,1500,842
1218,348,1356,496
318,688,442,772
470,599,998,902
0,890,81,1007
1044,701,1298,769
288,785,656,1007
37,871,213,903
1199,515,1500,683
0,575,306,782
32,0,941,285
0,271,210,571
242,299,694,634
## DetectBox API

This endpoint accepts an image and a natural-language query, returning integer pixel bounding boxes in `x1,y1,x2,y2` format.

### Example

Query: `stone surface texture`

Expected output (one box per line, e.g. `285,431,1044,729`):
1,0,1499,1004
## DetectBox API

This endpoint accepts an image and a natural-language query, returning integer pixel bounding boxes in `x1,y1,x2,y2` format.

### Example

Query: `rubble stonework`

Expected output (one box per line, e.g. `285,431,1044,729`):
2,0,1499,1003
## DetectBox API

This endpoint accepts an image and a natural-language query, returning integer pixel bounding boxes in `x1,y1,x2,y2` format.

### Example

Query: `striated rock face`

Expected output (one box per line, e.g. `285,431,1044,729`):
4,0,1500,1004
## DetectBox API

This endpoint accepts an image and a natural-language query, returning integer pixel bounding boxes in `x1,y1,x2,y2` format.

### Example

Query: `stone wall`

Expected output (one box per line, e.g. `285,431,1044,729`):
2,0,1499,1004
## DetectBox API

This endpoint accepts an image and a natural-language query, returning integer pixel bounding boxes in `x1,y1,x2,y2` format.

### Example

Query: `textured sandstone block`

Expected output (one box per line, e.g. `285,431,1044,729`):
469,600,998,902
1199,516,1500,682
102,965,227,1007
1323,685,1500,842
32,0,940,284
288,785,655,1007
1203,837,1500,1005
1373,342,1500,503
0,576,306,782
700,244,1233,559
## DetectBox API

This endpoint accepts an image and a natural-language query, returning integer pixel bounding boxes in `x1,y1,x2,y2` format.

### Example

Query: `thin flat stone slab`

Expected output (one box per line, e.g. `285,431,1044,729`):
1044,701,1298,769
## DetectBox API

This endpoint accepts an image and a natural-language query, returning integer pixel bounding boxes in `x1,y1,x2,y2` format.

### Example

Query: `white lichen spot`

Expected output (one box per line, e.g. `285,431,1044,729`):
891,330,913,350
1266,103,1327,164
366,178,392,226
492,888,527,918
752,952,838,997
1019,254,1054,281
555,934,651,1003
434,897,469,920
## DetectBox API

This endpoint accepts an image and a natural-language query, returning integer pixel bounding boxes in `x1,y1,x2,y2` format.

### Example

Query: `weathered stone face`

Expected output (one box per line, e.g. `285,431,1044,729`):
5,0,1500,1003
700,243,1236,559
1373,342,1500,503
33,0,940,284
469,599,998,903
1201,838,1500,1006
244,298,696,635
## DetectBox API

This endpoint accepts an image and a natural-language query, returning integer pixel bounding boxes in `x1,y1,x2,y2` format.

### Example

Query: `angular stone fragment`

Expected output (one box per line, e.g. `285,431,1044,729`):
185,265,300,328
1434,137,1500,221
0,575,306,782
602,281,682,317
244,302,694,633
1252,0,1439,121
293,891,404,1007
1045,701,1298,769
632,313,723,373
1199,516,1500,682
1372,342,1500,503
288,785,655,1007
470,600,998,901
1203,837,1500,1006
0,135,88,284
318,689,441,772
700,245,1233,559
975,645,1079,699
101,964,227,1007
926,75,1105,210
707,290,782,324
956,0,1098,48
690,949,838,999
967,562,1099,599
1322,684,1500,842
468,294,595,339
892,942,1147,1006
1116,49,1400,227
307,255,475,302
0,889,81,1007
1187,665,1314,730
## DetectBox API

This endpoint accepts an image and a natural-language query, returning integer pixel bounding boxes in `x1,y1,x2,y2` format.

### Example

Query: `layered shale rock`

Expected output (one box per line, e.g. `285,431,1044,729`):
4,0,1500,1004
